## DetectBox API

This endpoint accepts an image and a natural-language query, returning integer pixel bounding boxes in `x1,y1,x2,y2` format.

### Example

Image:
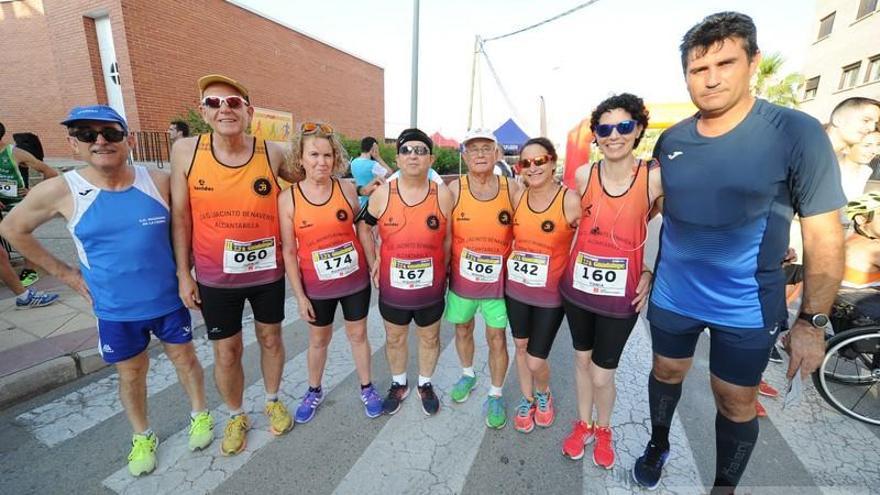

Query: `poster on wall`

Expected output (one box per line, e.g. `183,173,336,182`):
251,107,294,142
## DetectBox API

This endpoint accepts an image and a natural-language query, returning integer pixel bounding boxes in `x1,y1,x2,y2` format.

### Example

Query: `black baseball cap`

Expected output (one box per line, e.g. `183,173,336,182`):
396,128,433,153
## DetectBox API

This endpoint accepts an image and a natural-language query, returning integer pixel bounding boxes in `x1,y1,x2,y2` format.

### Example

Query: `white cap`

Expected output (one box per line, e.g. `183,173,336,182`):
462,128,498,145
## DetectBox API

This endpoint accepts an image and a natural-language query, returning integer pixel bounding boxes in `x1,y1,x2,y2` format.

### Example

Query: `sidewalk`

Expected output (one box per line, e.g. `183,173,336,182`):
0,217,203,408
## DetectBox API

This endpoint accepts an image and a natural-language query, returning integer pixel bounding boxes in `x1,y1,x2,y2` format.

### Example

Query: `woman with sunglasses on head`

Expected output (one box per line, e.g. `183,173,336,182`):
507,137,581,434
559,93,662,469
278,122,383,423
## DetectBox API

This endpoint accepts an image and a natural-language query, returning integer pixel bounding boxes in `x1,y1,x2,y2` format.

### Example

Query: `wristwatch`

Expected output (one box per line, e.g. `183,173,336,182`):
797,312,830,329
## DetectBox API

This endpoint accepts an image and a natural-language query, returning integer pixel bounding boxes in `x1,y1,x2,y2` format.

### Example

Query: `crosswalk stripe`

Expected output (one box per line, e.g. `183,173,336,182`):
760,353,880,490
15,298,301,447
580,318,703,493
102,305,387,494
333,316,516,494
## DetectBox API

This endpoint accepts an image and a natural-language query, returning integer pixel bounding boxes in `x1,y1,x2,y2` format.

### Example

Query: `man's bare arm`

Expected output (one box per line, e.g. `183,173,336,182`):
14,148,59,178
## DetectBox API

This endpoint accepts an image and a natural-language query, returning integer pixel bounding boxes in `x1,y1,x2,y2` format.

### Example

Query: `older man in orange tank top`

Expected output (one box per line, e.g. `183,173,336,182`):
170,74,295,456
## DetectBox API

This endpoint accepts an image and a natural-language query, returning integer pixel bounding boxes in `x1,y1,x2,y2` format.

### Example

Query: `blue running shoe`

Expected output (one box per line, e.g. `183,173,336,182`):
15,289,59,309
361,385,383,418
294,388,324,424
632,441,670,490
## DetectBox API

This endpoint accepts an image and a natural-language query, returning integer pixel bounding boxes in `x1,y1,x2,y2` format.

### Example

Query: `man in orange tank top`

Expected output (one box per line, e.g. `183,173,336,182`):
170,75,294,456
360,128,454,416
445,129,522,429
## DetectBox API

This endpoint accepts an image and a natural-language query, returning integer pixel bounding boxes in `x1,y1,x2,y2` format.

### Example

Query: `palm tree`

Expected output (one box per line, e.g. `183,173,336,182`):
752,52,804,108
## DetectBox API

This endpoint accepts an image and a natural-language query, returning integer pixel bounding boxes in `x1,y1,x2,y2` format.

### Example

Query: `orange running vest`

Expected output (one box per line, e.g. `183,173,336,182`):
378,181,447,309
506,185,575,308
292,179,369,299
560,160,652,318
187,135,283,288
450,175,514,299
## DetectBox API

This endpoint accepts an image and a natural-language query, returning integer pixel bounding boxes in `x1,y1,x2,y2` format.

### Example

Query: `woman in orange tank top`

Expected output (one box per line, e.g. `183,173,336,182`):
278,122,383,422
506,137,582,434
559,94,664,468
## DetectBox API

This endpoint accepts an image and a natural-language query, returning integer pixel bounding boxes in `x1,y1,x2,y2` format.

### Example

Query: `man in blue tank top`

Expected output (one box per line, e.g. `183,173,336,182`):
630,13,846,493
0,105,214,477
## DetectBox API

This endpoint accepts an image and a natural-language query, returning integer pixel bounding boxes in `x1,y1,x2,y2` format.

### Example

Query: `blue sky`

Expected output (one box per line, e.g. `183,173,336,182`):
235,0,815,144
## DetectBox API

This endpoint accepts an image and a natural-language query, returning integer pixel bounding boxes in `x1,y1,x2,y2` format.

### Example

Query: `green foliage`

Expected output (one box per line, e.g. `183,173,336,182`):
432,147,463,175
752,52,804,109
174,108,212,134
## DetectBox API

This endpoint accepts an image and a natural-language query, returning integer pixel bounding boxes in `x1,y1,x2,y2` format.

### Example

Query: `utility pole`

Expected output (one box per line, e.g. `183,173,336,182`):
539,96,547,137
467,35,480,130
410,0,420,127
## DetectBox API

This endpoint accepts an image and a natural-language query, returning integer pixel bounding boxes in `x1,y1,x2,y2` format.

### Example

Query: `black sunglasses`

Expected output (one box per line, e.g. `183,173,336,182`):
69,127,128,144
595,120,637,138
399,145,431,156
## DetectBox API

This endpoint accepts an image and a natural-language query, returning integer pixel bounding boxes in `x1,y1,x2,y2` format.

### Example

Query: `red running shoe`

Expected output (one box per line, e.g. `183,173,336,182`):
562,420,595,460
758,379,779,398
592,426,615,469
755,400,768,418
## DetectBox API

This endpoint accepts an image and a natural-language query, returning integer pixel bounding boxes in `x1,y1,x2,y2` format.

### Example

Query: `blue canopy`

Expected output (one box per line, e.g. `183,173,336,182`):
493,118,529,154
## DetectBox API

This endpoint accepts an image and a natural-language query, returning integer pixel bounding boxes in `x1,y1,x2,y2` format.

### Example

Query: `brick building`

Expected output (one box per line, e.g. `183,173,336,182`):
0,0,384,159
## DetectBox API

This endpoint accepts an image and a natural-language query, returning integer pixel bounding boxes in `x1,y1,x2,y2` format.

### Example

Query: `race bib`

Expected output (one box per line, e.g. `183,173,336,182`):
572,252,628,297
223,237,277,274
0,180,17,198
507,251,549,287
312,241,359,281
390,257,434,290
459,248,502,284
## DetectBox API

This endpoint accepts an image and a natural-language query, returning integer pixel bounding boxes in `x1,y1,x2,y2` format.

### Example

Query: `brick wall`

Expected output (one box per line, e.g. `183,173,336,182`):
0,0,384,158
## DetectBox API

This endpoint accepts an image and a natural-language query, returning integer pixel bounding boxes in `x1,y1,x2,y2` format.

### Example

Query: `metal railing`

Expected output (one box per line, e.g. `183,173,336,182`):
130,131,172,169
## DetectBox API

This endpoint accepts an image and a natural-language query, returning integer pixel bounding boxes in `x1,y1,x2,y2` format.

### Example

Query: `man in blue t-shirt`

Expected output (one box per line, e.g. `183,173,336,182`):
630,13,846,493
351,136,392,207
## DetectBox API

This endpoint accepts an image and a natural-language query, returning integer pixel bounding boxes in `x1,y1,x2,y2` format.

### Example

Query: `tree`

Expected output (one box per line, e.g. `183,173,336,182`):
752,52,804,108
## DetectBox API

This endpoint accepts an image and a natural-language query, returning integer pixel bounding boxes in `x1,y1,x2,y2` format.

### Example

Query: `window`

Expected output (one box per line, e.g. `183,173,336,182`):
840,63,862,90
866,56,880,83
857,0,878,19
804,76,820,100
817,12,835,39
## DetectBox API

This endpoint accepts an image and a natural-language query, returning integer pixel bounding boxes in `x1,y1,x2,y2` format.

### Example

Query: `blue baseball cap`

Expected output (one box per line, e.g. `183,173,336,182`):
61,105,128,131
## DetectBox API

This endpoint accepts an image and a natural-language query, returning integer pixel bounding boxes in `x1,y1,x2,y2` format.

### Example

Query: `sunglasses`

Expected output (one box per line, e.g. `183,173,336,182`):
301,122,334,134
517,154,553,169
69,127,128,144
595,120,637,138
201,95,249,109
399,145,430,156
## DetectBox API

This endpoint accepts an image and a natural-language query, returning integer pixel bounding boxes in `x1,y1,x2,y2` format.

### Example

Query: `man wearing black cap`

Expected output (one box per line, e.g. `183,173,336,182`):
0,105,213,476
359,128,453,416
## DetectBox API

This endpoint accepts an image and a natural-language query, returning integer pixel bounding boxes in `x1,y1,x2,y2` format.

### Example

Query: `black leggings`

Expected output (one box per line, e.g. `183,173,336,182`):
563,299,638,369
505,296,565,359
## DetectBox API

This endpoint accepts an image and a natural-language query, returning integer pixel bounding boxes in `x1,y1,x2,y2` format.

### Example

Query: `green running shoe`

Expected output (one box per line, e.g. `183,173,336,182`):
484,395,507,429
19,269,39,287
128,432,158,477
450,375,477,403
188,411,214,451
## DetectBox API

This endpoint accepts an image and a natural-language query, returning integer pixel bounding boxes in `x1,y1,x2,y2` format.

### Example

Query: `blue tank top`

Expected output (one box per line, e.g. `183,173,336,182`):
64,166,183,320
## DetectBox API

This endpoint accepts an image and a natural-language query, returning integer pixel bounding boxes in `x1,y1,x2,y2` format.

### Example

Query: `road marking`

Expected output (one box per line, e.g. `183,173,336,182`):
580,318,703,494
15,298,301,447
333,316,516,494
103,306,386,494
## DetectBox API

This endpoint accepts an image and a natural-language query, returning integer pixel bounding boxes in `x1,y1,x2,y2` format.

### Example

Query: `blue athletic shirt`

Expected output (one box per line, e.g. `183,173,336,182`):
650,99,845,328
64,166,183,321
351,157,386,207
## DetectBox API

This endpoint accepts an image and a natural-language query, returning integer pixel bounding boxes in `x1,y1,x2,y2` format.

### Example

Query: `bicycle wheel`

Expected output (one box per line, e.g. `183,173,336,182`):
813,326,880,425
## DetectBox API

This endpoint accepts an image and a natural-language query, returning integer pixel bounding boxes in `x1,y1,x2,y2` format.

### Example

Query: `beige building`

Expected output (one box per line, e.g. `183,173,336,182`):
800,0,880,122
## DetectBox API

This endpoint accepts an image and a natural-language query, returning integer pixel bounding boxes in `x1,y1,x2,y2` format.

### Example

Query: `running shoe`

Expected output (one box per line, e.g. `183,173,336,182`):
128,431,158,476
450,374,477,403
361,384,384,418
755,400,767,418
632,441,670,490
221,414,250,456
534,390,555,427
267,400,293,433
294,388,323,424
418,382,440,416
484,395,506,429
19,269,39,287
383,382,410,415
592,425,615,469
514,396,535,433
187,411,214,451
15,289,59,309
758,379,779,398
562,420,594,460
768,345,783,363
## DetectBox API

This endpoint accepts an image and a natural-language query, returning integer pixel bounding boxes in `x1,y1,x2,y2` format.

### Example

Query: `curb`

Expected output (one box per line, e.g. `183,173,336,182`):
0,356,78,409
